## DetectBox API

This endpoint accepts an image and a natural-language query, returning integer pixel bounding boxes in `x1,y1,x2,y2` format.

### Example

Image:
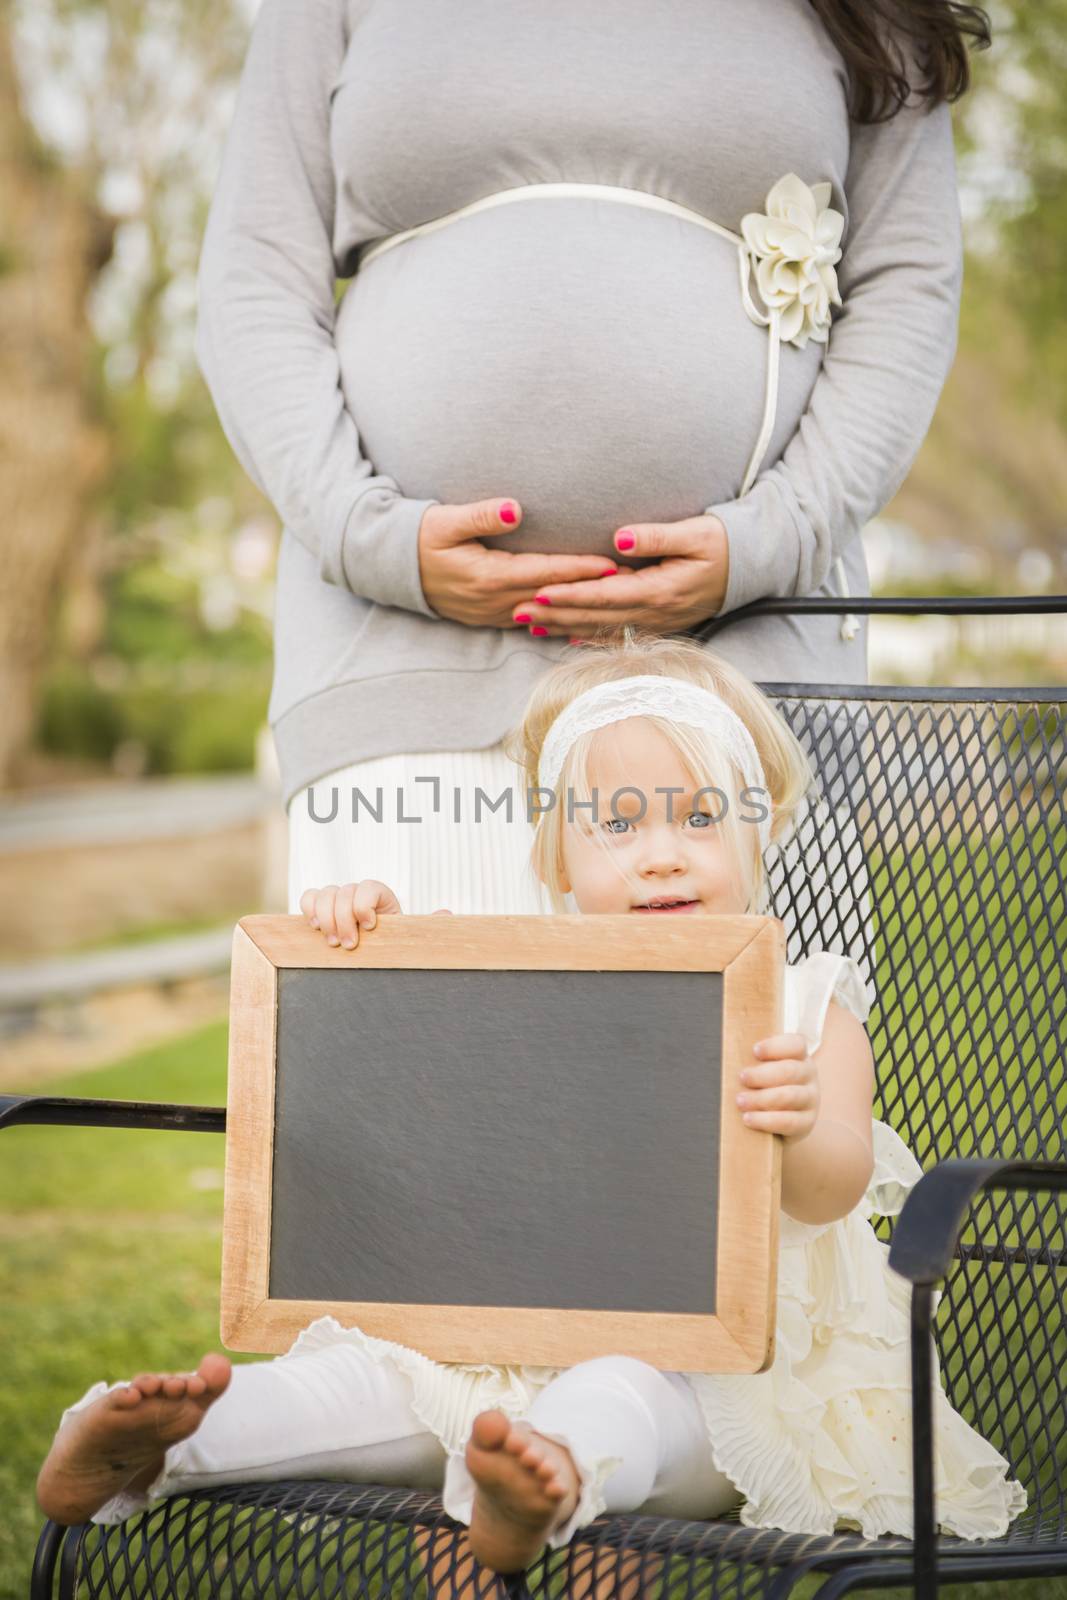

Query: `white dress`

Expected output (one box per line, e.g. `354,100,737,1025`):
279,951,1028,1543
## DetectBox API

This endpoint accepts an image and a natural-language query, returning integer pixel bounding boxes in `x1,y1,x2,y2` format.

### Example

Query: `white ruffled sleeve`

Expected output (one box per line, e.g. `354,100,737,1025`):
859,1120,925,1222
783,951,873,1053
782,953,923,1239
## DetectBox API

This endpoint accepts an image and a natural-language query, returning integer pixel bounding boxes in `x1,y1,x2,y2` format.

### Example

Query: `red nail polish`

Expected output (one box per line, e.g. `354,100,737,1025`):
616,531,635,550
531,626,549,637
499,502,517,525
601,568,618,577
534,594,551,606
514,612,531,623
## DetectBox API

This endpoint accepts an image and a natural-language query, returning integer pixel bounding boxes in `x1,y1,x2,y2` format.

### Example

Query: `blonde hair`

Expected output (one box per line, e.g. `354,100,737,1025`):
502,628,814,914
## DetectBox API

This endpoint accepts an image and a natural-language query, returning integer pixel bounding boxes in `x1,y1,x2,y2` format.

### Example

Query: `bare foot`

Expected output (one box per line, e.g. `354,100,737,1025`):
465,1410,580,1575
37,1353,232,1525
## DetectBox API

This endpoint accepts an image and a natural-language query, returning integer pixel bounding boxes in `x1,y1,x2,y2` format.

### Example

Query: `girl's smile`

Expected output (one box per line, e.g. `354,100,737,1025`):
631,898,703,913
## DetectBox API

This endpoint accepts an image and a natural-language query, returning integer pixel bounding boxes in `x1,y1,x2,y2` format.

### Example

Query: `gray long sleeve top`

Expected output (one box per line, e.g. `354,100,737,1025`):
196,0,963,810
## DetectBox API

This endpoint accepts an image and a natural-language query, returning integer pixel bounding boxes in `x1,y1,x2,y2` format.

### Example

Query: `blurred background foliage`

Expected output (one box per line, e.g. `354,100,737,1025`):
0,0,1064,794
2,0,269,789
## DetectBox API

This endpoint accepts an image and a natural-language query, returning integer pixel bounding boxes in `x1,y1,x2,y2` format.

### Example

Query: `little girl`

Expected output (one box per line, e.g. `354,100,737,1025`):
37,635,1027,1575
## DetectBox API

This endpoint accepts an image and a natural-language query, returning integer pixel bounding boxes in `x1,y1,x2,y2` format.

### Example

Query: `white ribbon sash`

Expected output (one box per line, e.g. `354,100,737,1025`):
359,181,780,498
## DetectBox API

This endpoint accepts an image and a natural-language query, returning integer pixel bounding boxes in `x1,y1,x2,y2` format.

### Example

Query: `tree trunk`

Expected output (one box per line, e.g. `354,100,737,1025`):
0,6,114,787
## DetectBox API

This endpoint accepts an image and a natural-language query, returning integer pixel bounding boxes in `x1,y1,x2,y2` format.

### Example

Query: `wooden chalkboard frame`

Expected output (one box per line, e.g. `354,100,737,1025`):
222,912,784,1373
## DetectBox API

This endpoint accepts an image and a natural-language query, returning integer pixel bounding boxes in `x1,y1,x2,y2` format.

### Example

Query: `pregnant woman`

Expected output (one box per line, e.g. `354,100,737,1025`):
196,0,985,918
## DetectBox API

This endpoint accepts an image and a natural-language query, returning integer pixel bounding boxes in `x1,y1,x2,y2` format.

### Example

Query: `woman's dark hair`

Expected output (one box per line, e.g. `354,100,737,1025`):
807,0,992,124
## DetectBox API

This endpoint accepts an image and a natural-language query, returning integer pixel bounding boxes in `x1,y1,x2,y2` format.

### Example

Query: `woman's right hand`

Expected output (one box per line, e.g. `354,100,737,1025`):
417,499,621,627
300,880,402,949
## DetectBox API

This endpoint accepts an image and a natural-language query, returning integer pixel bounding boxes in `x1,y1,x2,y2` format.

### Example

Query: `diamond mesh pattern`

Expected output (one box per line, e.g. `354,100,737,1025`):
71,1482,919,1600
53,689,1067,1598
764,690,1067,1547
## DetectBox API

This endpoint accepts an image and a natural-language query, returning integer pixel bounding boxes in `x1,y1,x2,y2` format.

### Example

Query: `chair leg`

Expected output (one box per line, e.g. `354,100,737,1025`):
412,1524,660,1600
412,1524,512,1600
30,1520,65,1600
565,1542,658,1600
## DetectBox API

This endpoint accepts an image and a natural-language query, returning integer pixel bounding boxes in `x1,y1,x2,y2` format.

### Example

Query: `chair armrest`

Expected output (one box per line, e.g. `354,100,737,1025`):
887,1157,1067,1284
0,1094,225,1134
4,1094,225,1592
886,1158,1067,1600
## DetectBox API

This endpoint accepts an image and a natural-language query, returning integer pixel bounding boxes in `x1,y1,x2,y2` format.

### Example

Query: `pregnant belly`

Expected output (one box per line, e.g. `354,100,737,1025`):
335,199,823,562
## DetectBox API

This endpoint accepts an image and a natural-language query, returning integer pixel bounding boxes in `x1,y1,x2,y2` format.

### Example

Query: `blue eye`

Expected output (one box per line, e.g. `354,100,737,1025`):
600,812,714,836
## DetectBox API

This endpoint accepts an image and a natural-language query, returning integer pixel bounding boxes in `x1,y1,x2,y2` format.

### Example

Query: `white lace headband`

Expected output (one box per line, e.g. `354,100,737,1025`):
537,675,772,852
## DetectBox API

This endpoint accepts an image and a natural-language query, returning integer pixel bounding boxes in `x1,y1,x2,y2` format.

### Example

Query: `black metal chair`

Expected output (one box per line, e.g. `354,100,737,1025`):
6,597,1066,1600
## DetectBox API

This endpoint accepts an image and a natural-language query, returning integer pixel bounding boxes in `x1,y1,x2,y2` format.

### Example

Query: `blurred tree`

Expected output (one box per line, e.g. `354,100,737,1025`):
5,0,263,784
883,0,1067,569
0,0,115,786
993,0,1067,423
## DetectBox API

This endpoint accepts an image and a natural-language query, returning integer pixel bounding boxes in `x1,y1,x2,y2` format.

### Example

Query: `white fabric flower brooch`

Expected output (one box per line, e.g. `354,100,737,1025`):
740,173,844,349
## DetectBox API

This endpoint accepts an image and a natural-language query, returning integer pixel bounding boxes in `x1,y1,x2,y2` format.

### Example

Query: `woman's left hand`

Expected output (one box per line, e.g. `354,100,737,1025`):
736,1032,821,1140
510,513,730,639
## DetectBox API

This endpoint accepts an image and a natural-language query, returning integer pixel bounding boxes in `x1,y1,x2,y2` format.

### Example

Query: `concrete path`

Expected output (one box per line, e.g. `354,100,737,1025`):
0,775,275,853
0,926,234,1009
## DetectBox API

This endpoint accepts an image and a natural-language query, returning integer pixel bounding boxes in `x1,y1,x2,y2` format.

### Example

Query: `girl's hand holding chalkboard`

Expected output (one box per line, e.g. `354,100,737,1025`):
737,1032,820,1140
299,880,403,949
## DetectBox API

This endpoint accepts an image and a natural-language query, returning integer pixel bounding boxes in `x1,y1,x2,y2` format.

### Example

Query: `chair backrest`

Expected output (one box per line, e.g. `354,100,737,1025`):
763,684,1066,1531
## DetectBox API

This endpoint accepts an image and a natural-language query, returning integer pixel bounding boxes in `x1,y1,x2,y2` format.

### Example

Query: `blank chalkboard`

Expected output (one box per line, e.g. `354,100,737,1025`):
222,913,784,1374
269,966,723,1313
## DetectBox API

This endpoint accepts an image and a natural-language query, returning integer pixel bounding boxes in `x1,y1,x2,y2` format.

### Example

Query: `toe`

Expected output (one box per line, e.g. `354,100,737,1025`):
132,1374,163,1396
161,1376,188,1399
197,1353,232,1394
470,1411,510,1451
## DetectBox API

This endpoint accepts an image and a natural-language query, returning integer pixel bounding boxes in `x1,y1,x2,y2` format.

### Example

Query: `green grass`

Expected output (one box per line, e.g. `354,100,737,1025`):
2,836,1066,1600
867,823,1067,1169
66,913,245,956
0,1023,237,1597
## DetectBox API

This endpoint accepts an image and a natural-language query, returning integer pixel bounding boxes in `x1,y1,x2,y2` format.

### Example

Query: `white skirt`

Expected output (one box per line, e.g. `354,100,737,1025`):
287,743,572,916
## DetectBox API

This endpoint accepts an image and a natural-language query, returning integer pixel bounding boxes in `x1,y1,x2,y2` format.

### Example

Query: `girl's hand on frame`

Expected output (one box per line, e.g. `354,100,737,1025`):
736,1032,820,1140
299,880,403,949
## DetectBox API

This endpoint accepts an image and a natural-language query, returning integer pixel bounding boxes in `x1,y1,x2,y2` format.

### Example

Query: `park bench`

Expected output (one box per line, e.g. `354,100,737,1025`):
4,596,1065,1600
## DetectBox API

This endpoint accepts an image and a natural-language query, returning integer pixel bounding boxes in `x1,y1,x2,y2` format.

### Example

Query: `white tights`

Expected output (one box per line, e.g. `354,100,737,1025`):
74,1346,743,1543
